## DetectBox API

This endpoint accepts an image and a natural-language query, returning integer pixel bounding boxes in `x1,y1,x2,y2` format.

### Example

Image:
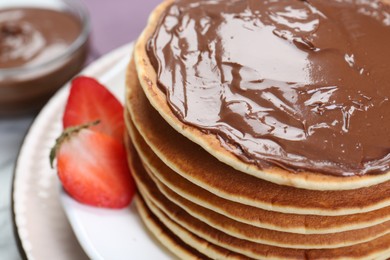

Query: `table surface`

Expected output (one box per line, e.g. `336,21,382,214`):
0,0,161,259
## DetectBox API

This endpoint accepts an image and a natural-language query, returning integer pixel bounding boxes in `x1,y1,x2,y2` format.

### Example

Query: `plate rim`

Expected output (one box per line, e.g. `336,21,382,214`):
11,42,134,260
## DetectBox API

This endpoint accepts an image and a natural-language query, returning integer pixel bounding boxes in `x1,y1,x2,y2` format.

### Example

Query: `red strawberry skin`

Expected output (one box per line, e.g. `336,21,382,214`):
63,76,124,142
57,129,135,208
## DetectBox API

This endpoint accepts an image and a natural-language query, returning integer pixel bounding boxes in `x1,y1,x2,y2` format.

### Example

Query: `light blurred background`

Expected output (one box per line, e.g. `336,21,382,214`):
82,0,162,58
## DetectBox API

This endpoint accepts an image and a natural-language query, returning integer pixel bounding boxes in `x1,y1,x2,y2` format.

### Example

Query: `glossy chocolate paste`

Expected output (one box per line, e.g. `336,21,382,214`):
147,0,390,176
0,8,81,68
0,7,87,115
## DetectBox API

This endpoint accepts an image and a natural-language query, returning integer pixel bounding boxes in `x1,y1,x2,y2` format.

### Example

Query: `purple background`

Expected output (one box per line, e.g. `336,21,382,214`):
81,0,162,57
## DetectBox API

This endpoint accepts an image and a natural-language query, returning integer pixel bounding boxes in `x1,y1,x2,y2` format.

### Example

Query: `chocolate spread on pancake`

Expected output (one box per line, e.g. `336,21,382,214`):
147,0,390,176
0,8,82,69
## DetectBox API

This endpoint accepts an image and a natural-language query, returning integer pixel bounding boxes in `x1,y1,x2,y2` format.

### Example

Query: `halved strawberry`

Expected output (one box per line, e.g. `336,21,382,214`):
51,122,135,209
63,76,124,142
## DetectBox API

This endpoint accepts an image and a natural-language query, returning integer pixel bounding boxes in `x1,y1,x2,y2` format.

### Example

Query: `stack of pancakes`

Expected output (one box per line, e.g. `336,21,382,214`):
124,0,390,259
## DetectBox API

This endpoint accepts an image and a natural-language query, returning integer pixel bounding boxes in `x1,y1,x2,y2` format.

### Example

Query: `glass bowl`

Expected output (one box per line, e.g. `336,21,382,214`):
0,0,90,116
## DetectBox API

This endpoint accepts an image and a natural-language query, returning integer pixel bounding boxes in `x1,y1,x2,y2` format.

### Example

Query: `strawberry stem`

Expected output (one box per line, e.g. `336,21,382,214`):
50,120,100,168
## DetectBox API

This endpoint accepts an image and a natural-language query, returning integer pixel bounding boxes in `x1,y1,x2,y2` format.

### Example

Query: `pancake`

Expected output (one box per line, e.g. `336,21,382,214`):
133,151,390,259
130,146,390,258
125,110,390,234
140,189,390,260
125,58,390,216
127,135,390,249
135,195,239,260
127,0,390,258
133,194,209,260
132,0,390,191
144,165,390,249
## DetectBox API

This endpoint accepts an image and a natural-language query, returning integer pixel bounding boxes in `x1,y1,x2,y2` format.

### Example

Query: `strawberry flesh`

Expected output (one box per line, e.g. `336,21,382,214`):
63,76,124,143
56,128,135,209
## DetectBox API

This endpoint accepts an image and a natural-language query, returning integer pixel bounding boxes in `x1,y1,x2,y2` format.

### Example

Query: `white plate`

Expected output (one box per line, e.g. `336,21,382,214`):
13,43,172,260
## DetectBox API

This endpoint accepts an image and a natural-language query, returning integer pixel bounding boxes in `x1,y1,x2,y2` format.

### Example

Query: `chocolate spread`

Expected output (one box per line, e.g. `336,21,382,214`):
0,7,87,115
0,8,82,69
147,0,390,176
